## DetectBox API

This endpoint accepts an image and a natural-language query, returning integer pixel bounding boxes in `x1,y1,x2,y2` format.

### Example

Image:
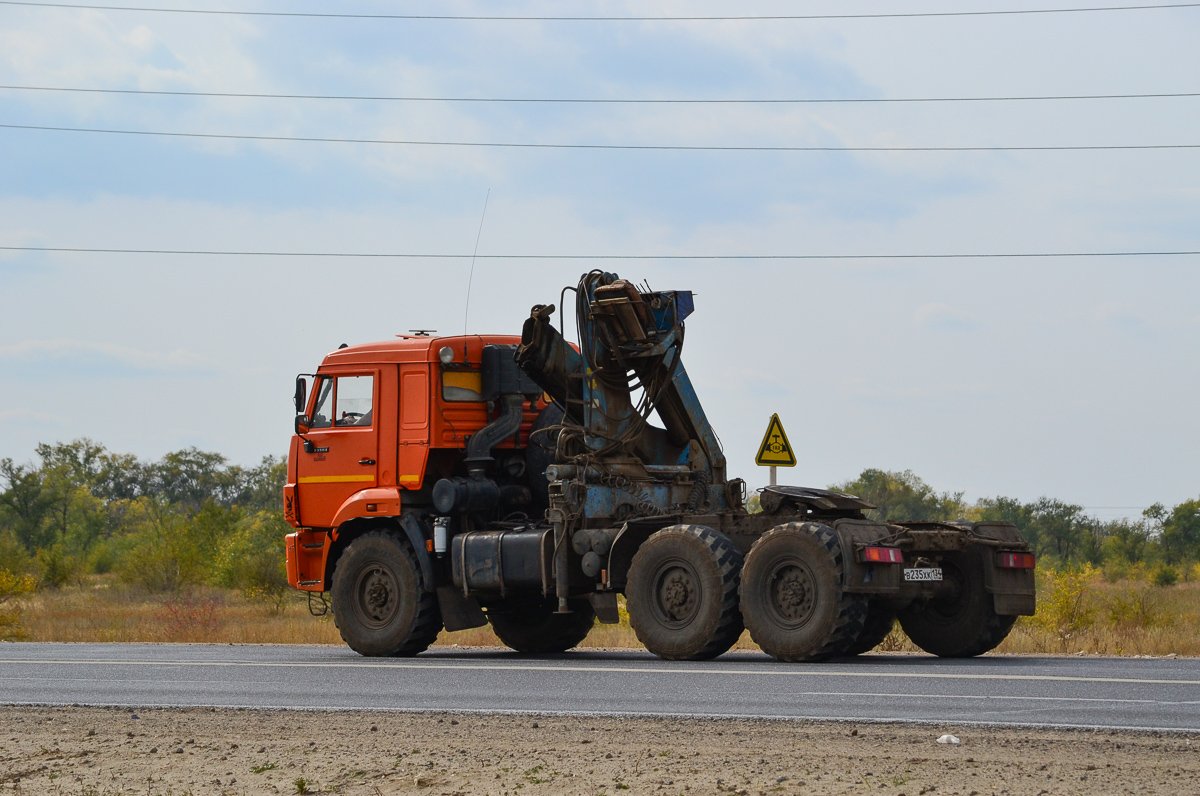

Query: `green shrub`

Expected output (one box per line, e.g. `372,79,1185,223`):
86,541,116,575
1106,583,1165,629
1102,560,1130,583
0,568,37,640
1033,565,1096,649
36,544,82,589
214,511,291,612
1151,563,1179,587
0,530,34,576
115,502,208,593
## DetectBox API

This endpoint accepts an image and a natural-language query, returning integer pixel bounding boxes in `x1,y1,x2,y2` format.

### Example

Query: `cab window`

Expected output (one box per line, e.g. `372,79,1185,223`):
334,375,374,426
441,369,484,402
310,378,334,428
309,375,374,428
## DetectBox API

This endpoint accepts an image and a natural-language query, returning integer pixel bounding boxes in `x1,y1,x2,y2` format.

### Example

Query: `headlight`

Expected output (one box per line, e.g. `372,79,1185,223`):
438,346,455,364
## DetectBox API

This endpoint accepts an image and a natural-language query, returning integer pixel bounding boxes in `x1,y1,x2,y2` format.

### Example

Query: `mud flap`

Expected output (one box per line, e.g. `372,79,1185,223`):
834,519,901,595
588,592,621,624
399,513,436,594
436,586,488,631
993,592,1036,616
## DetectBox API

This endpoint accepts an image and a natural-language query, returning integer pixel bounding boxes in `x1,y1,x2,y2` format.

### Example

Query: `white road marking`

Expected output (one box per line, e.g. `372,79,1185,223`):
2,675,1197,706
1,658,1198,686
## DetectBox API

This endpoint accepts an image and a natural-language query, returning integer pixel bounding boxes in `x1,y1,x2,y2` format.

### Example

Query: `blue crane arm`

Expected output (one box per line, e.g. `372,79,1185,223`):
516,272,726,486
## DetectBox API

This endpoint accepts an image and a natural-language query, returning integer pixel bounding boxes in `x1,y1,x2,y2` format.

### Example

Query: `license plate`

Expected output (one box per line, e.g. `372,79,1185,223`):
904,567,943,582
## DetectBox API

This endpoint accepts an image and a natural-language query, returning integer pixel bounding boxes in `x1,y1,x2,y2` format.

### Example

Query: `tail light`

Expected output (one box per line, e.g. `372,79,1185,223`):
860,546,904,564
998,552,1036,569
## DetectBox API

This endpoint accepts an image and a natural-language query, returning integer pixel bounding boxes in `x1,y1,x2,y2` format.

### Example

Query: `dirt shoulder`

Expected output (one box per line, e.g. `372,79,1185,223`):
2,706,1198,796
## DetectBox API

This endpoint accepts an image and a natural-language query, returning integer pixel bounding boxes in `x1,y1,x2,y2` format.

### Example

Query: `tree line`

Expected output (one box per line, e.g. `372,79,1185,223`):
0,439,289,601
1,441,1197,598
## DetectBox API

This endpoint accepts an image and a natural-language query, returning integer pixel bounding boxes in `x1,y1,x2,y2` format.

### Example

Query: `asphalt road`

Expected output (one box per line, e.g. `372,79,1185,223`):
1,643,1197,732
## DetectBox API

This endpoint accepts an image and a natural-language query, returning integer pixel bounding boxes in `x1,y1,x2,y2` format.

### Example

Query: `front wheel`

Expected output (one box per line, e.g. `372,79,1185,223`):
626,525,744,661
897,547,1016,658
331,530,442,656
487,598,596,653
739,523,867,662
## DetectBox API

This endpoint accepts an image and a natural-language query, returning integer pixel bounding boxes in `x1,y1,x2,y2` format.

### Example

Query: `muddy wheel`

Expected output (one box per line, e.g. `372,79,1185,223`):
740,523,867,662
331,530,442,656
843,598,896,656
487,597,596,653
897,547,1016,658
626,524,744,661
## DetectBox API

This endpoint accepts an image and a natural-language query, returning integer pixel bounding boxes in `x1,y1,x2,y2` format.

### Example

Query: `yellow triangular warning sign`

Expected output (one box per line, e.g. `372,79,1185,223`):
755,413,796,467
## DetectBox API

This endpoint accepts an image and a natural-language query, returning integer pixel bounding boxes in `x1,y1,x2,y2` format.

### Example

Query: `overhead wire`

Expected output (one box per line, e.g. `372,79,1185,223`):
3,246,1198,260
2,1,1198,20
2,123,1198,151
3,84,1199,105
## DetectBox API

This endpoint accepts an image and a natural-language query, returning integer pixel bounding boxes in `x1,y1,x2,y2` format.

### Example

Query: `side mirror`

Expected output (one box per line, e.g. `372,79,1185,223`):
294,377,308,413
295,414,311,435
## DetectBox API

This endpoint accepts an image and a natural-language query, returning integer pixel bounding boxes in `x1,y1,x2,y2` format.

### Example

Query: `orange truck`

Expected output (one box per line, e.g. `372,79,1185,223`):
285,272,1035,661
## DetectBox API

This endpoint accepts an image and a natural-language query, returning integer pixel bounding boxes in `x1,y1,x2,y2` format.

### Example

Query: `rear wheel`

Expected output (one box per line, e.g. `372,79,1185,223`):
740,523,867,662
897,547,1016,658
487,598,596,653
626,524,744,661
843,598,896,656
331,530,442,657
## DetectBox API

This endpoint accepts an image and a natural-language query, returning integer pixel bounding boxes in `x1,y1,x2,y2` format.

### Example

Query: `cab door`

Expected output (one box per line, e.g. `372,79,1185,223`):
296,371,379,528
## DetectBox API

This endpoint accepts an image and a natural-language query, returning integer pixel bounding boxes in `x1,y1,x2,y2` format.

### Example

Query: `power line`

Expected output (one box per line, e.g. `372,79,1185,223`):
2,1,1198,20
4,84,1199,105
4,246,1198,260
3,123,1199,152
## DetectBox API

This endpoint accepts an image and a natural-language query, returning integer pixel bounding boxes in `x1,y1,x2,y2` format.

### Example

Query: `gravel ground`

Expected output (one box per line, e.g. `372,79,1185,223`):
1,706,1197,795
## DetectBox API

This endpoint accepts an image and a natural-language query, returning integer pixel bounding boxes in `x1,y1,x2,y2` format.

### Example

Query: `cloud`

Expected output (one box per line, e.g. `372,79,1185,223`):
914,303,980,332
0,339,217,375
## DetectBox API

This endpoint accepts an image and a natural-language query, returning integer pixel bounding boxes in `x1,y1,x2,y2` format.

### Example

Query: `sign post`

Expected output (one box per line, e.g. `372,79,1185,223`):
755,413,796,486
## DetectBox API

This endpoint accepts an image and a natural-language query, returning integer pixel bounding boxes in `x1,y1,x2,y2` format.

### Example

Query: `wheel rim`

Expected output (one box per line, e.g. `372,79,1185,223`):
765,559,817,629
353,563,400,629
650,559,701,628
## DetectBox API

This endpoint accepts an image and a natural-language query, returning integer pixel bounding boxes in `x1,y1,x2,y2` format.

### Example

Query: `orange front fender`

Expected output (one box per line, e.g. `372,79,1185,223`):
331,486,404,529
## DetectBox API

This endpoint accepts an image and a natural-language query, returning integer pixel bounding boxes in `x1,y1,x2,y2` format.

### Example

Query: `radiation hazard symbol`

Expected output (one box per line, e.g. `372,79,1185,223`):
755,413,796,467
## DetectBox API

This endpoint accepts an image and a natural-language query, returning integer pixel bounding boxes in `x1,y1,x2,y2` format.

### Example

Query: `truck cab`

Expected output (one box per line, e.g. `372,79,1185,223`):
283,334,543,597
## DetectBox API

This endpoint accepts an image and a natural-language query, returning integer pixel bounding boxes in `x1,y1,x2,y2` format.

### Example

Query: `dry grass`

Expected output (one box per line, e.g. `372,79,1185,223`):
1000,577,1200,656
12,578,760,651
18,580,345,645
11,572,1199,656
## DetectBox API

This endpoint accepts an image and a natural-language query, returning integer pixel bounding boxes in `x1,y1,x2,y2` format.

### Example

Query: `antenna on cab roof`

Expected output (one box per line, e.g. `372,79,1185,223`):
462,188,491,347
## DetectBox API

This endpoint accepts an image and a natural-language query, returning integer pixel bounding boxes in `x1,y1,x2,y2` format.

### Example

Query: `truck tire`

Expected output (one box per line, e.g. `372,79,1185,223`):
843,598,896,656
740,523,867,662
897,547,1016,658
487,597,595,653
626,524,744,661
331,530,443,657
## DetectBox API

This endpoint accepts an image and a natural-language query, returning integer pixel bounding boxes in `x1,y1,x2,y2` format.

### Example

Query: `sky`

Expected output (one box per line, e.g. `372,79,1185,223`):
1,0,1198,518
